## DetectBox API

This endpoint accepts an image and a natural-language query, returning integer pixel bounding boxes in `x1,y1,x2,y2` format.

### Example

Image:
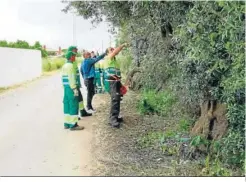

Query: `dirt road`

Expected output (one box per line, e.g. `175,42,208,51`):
0,73,102,176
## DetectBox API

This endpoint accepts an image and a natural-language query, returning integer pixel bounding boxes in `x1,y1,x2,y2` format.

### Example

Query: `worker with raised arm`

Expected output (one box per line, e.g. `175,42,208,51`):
67,46,92,118
81,51,106,113
102,43,128,128
61,50,84,130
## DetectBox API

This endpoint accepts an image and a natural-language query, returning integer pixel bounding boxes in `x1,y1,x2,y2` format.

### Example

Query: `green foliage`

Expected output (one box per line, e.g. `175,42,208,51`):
137,131,163,149
161,143,179,156
0,40,48,58
118,50,132,76
76,57,83,64
65,1,245,170
0,40,8,47
50,61,57,71
138,90,177,116
42,58,65,72
175,1,245,168
220,130,245,167
178,119,191,133
53,58,65,69
42,59,51,72
202,155,232,176
190,136,209,148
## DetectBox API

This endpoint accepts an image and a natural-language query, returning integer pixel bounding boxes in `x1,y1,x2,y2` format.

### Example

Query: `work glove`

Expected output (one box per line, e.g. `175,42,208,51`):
73,88,79,96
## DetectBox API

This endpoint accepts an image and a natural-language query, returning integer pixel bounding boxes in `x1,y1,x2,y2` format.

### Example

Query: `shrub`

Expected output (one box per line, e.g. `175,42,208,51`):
42,58,51,72
138,90,177,116
42,58,65,72
53,58,65,69
50,61,58,71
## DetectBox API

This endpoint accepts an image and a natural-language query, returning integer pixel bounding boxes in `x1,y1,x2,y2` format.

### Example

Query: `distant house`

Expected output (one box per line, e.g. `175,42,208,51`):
43,45,63,56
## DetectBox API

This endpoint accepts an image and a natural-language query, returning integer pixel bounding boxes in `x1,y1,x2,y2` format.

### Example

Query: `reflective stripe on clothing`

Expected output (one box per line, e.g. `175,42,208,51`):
79,102,84,110
70,115,78,124
64,114,70,123
61,62,76,89
104,67,121,79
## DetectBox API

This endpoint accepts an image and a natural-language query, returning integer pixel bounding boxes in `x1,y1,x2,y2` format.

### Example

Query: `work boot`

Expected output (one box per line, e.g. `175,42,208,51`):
108,122,121,128
112,123,121,128
117,116,123,123
87,107,96,114
70,123,84,131
81,109,92,117
109,118,121,129
64,123,69,129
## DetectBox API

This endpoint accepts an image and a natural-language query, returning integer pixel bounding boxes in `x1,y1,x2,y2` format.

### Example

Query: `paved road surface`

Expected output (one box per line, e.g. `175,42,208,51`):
0,73,93,176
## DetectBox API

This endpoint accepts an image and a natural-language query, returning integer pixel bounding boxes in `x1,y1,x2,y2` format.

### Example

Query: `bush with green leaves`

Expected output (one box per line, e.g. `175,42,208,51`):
174,1,245,168
42,59,51,72
138,90,177,116
42,58,65,72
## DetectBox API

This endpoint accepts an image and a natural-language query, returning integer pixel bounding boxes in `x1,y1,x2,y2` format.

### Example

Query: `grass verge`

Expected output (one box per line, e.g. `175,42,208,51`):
90,90,243,176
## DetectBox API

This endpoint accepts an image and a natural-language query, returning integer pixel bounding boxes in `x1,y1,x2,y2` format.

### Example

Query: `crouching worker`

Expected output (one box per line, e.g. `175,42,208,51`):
103,43,128,128
62,51,84,130
67,46,92,118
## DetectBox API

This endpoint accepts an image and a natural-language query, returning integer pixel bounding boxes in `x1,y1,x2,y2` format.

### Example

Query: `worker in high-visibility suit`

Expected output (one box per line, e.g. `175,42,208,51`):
94,61,103,94
62,51,84,130
67,46,92,118
100,60,105,93
102,43,128,128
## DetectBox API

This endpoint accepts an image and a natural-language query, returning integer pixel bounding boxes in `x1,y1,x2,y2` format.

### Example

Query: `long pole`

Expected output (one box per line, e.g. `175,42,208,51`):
101,40,103,54
73,14,76,46
109,36,111,47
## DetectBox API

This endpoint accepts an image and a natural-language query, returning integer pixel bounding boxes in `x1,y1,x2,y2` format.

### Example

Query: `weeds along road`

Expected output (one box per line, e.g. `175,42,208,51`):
0,72,95,176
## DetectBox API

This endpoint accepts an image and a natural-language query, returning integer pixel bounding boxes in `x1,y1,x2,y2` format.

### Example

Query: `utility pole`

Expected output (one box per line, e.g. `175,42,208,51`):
101,40,103,54
73,14,76,46
109,36,111,47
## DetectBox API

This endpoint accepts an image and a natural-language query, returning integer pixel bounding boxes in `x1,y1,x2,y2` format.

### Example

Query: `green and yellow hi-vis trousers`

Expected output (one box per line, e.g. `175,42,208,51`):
63,87,79,128
62,62,79,128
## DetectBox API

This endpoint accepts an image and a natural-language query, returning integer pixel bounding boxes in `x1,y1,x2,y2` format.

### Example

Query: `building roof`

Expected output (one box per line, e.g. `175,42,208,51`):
46,48,58,52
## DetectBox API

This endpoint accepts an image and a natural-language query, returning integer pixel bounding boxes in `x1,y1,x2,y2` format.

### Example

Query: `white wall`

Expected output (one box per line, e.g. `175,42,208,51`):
0,47,42,87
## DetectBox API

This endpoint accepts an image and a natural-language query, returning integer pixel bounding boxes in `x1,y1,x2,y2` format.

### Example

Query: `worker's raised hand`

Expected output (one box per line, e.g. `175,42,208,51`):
73,88,79,97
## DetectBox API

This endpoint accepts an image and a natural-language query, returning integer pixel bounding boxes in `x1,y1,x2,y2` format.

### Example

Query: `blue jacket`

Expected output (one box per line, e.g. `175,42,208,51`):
81,53,106,79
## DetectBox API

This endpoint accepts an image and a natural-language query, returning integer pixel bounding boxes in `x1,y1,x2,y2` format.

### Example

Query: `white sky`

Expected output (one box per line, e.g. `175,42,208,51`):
0,0,115,52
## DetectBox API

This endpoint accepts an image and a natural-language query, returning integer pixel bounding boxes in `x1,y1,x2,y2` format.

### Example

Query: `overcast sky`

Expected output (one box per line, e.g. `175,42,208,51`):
0,0,115,52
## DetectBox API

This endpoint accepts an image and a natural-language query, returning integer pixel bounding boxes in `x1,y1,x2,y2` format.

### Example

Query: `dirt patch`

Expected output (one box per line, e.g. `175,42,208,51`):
90,91,203,176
